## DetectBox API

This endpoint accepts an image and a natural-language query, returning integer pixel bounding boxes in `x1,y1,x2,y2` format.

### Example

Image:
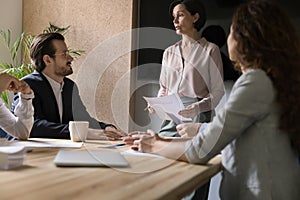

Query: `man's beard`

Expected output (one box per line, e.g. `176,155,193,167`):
55,66,73,77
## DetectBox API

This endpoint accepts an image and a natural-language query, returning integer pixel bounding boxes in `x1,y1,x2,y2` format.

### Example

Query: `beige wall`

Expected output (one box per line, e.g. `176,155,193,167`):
23,0,136,131
0,0,22,64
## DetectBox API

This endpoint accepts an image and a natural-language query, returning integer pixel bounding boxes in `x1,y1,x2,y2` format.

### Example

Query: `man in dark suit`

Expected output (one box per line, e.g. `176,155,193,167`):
12,33,125,140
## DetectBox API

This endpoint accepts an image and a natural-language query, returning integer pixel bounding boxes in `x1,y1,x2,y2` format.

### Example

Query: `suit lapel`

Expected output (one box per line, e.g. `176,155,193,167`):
39,72,61,122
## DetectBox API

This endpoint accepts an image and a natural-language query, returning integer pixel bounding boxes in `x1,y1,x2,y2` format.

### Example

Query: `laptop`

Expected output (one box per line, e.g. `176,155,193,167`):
53,150,129,167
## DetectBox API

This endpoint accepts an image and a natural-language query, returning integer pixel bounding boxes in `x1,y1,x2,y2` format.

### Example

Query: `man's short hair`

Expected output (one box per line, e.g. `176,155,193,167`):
30,33,65,72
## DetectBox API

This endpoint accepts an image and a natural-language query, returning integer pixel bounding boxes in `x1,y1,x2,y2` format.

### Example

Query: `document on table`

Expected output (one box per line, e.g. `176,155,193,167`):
8,140,83,148
143,93,191,124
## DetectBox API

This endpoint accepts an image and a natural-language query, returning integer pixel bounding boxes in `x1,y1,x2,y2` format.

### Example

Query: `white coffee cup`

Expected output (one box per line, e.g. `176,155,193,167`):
69,121,89,142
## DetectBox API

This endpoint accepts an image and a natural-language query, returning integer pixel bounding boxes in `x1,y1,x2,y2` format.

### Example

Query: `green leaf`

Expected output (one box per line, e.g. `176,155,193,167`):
69,49,85,58
0,91,9,108
0,63,10,70
12,32,24,62
7,29,11,47
0,30,10,49
43,23,71,35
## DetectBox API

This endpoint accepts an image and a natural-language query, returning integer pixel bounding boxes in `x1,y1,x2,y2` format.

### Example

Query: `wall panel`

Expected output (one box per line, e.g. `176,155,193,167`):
23,0,135,131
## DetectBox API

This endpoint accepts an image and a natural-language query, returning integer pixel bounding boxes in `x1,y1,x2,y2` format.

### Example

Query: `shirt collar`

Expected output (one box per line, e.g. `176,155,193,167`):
42,73,64,91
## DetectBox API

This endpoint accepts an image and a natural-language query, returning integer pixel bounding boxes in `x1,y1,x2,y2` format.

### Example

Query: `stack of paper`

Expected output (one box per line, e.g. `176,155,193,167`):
0,146,26,170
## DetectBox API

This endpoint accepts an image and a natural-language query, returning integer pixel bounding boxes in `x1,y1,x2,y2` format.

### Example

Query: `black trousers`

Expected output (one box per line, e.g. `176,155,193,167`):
192,181,210,200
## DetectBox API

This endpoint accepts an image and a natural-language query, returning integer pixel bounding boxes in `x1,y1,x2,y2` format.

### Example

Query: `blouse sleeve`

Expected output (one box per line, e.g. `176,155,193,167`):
199,47,225,112
197,46,225,112
157,50,168,97
0,92,34,140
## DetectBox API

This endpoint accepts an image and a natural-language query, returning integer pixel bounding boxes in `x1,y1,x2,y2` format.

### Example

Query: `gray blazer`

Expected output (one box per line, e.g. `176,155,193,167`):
185,69,300,200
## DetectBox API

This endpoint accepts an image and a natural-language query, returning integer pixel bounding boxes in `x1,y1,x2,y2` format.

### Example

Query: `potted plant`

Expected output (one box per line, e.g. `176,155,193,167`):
0,23,84,107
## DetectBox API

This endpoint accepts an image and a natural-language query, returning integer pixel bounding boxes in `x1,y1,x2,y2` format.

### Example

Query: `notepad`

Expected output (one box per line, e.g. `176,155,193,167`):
53,150,129,167
0,146,27,170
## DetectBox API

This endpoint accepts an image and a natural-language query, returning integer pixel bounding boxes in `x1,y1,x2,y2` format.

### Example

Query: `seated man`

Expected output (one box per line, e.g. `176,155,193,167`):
12,33,125,140
0,72,34,140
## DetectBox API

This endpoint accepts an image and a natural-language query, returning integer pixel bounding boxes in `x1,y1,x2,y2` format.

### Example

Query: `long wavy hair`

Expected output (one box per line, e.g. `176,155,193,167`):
231,0,300,154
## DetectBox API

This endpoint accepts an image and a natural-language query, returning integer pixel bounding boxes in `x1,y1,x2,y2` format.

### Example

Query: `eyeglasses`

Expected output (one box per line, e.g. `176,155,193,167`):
54,50,71,58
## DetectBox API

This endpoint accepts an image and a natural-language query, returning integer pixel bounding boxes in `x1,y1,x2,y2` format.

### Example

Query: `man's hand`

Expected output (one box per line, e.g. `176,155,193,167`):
87,128,127,141
104,126,127,140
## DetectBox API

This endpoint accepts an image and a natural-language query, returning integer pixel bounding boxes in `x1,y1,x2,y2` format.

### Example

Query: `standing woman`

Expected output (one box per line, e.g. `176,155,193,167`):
154,0,224,137
129,0,300,199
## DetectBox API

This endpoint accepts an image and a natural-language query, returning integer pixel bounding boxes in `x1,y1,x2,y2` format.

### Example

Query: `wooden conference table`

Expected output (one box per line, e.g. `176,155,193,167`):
0,139,222,200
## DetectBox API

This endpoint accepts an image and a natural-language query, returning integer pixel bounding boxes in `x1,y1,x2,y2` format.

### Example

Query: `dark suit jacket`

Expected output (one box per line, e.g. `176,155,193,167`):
12,71,113,139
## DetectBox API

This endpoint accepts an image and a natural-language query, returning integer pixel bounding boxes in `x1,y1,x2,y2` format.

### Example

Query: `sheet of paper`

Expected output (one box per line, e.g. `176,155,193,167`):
9,140,83,148
143,93,191,124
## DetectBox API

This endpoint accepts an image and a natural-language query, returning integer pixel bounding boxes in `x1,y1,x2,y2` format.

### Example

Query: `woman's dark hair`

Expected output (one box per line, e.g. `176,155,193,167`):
30,33,65,72
231,0,300,154
169,0,206,31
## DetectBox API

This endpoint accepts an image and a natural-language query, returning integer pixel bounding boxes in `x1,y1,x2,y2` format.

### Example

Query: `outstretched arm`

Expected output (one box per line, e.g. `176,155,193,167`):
124,130,190,162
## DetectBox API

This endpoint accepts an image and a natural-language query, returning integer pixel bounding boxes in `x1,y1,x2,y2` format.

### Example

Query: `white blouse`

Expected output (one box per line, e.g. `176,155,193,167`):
0,92,34,140
158,38,224,112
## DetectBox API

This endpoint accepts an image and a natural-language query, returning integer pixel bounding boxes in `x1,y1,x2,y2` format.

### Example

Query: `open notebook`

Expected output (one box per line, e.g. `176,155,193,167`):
53,150,129,167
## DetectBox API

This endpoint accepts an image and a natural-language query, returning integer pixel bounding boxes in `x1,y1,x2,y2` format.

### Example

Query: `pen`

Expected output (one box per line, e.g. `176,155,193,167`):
98,143,126,149
114,143,126,147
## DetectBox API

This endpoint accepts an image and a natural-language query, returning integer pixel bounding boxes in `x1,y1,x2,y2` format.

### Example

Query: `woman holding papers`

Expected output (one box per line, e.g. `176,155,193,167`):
127,1,300,199
0,73,34,140
151,0,224,137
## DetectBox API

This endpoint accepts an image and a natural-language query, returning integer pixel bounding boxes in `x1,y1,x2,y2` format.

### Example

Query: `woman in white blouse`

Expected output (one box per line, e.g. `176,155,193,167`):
0,73,34,140
148,0,224,137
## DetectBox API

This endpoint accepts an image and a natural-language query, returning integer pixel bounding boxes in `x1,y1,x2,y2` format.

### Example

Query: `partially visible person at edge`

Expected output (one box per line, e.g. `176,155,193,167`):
147,0,224,137
201,25,240,82
11,33,126,140
0,73,34,140
125,0,300,199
